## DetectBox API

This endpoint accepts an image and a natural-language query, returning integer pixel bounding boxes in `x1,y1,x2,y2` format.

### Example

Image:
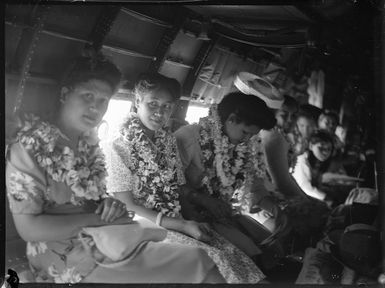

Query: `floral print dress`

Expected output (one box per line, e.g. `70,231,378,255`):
5,115,105,282
5,115,218,284
105,114,265,283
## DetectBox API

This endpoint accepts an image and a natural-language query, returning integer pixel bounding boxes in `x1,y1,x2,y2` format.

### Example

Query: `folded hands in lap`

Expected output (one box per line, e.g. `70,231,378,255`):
95,198,128,223
202,197,234,225
183,220,214,243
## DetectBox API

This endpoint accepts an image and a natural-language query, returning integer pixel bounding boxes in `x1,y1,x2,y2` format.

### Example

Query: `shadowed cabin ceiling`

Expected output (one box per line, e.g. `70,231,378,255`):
5,1,372,109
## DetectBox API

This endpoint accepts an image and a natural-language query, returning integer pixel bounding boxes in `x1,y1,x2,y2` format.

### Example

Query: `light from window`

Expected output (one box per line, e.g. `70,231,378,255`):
185,104,209,124
98,99,132,141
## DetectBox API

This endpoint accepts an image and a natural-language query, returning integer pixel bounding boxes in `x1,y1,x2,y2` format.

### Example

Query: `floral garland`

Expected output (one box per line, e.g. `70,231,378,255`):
119,113,185,217
198,105,266,203
16,114,107,206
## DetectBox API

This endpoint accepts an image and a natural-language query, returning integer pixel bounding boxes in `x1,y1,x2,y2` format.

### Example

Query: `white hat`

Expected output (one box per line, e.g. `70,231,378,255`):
234,72,284,109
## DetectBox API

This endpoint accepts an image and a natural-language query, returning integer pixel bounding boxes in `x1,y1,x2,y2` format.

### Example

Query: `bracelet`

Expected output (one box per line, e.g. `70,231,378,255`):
126,210,135,220
155,212,163,226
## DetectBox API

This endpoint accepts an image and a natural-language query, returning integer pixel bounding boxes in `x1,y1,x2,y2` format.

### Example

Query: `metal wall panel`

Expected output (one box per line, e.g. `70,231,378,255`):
105,10,166,57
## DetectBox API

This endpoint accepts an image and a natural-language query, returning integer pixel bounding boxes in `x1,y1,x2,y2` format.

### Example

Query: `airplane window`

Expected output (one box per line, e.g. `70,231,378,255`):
100,99,132,141
185,104,209,124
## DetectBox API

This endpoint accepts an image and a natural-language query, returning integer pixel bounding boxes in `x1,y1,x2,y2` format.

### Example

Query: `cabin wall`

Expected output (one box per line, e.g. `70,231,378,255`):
3,2,383,283
4,4,210,129
5,2,381,163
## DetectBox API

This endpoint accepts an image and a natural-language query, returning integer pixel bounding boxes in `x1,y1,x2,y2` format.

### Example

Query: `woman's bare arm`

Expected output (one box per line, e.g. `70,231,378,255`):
263,130,306,198
114,191,187,231
12,211,132,242
114,191,213,242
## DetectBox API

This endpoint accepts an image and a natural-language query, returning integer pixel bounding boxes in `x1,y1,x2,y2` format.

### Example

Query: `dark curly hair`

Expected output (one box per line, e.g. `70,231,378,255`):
308,129,335,171
309,129,335,147
134,73,181,102
60,52,122,93
217,92,276,130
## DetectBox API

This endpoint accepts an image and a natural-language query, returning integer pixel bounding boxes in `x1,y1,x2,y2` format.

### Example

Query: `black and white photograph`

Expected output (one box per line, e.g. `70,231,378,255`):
3,1,384,287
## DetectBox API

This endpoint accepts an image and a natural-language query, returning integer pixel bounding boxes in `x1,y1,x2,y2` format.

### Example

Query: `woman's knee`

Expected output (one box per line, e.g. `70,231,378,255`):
202,266,226,283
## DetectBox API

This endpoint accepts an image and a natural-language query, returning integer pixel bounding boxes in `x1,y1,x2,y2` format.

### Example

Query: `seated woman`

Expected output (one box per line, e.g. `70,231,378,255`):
232,75,307,235
318,110,345,156
291,130,346,205
274,95,299,135
104,73,265,283
262,95,307,197
175,92,288,269
5,53,224,284
287,111,317,158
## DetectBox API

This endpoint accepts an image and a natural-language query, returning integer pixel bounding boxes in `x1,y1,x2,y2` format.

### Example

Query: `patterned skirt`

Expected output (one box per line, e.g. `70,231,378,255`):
164,230,265,283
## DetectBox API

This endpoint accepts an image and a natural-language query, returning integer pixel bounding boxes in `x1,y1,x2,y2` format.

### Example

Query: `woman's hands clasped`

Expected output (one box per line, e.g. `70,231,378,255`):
202,197,233,225
183,220,214,243
95,198,129,223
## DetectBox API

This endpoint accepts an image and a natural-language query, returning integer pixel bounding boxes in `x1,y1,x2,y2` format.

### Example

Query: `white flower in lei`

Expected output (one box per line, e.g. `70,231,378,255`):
119,113,185,217
16,114,107,205
198,105,266,203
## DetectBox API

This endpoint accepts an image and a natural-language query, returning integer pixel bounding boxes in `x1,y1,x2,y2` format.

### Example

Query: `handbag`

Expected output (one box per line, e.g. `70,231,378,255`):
79,215,167,265
329,223,381,278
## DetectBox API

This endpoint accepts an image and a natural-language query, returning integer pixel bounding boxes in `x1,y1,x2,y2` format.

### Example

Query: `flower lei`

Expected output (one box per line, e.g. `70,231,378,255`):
119,113,185,217
16,114,107,206
198,105,266,203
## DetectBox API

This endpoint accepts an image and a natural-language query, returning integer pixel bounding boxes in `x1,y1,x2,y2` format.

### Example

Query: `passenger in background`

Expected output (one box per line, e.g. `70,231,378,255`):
318,110,339,134
105,73,264,283
292,130,346,205
298,103,322,123
274,95,299,135
261,95,306,199
5,53,224,284
318,110,345,156
335,124,348,151
287,112,317,157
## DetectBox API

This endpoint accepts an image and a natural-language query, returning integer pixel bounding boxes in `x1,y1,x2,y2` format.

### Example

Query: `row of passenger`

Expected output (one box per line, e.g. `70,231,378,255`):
5,51,358,284
5,53,274,283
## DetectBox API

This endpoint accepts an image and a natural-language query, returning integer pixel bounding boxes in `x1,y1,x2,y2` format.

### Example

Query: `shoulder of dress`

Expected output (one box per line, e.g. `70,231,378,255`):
174,124,199,135
260,129,284,143
110,135,132,155
174,124,200,144
7,141,43,178
286,132,295,140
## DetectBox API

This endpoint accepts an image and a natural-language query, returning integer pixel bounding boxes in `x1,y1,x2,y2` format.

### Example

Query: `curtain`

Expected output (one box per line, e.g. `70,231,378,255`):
191,47,262,104
307,70,325,108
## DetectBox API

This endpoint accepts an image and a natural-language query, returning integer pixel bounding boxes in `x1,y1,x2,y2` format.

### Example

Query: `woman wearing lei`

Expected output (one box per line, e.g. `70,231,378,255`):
232,76,330,267
105,73,265,283
5,53,224,284
232,74,306,202
174,91,291,272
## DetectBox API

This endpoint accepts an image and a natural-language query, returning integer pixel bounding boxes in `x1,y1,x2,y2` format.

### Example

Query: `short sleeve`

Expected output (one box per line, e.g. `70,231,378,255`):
174,125,200,170
6,142,47,214
104,137,139,193
292,154,326,200
174,125,205,188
